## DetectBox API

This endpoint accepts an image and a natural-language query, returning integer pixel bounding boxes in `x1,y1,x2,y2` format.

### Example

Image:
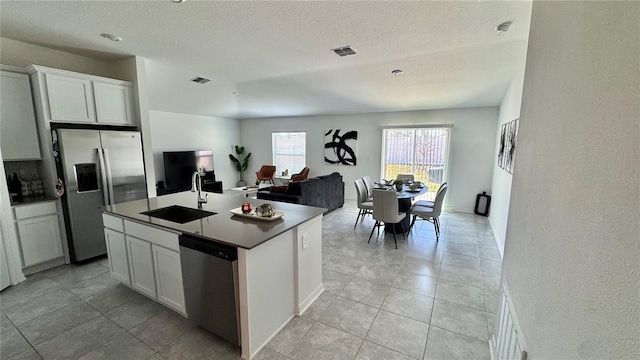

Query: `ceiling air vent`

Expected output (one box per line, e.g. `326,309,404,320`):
331,46,357,57
190,76,210,84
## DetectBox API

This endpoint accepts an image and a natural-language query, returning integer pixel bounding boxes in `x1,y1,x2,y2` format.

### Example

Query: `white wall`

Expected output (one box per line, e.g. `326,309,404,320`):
241,107,497,212
502,1,639,358
0,37,118,78
489,72,525,256
149,110,241,190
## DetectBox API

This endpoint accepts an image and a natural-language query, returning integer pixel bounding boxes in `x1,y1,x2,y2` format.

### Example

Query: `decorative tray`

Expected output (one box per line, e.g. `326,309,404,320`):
230,207,284,222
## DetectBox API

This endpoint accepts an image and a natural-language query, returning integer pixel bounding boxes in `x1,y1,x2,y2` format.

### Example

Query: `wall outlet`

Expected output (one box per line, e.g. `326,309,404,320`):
302,234,308,249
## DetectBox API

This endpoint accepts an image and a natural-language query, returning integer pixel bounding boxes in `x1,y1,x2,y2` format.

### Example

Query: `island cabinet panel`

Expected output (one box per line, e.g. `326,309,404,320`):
45,73,95,123
152,244,186,314
126,235,157,298
238,230,296,359
124,220,180,251
294,215,324,314
103,216,185,316
104,228,130,285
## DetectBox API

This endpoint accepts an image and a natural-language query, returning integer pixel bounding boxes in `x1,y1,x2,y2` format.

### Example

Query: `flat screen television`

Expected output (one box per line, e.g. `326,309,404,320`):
163,151,215,189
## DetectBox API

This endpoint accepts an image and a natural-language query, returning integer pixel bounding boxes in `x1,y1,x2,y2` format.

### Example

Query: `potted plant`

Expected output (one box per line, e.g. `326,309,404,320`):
229,145,251,186
393,179,404,191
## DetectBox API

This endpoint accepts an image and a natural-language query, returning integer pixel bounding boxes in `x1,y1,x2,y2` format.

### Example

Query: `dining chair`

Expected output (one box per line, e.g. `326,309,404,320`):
414,182,447,208
368,189,406,249
354,178,373,229
362,176,374,200
396,174,415,183
409,184,448,241
256,165,277,185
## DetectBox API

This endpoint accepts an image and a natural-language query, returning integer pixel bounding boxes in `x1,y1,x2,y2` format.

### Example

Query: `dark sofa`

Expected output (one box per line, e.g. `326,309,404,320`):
257,172,344,213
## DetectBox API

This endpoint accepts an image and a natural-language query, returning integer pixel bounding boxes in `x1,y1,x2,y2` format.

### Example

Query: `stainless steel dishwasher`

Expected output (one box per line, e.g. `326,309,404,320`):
179,234,240,345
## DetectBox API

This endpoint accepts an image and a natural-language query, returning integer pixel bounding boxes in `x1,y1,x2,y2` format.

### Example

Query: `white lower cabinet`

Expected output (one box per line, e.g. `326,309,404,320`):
152,244,186,314
126,236,157,298
104,228,130,285
13,202,63,267
102,214,186,316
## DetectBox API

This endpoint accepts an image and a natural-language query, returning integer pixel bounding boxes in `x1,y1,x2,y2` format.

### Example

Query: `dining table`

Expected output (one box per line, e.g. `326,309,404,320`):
377,183,429,234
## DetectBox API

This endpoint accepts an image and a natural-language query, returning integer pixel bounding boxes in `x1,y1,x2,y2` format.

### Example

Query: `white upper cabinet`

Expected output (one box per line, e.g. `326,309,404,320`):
30,66,135,126
45,73,95,123
93,82,132,125
0,71,42,160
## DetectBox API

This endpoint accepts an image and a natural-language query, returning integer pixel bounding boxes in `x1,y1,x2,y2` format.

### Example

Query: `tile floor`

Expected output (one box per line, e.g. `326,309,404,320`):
0,200,502,360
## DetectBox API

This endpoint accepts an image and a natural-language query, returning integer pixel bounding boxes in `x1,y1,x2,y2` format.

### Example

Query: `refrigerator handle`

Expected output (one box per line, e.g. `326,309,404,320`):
97,149,109,205
103,148,116,205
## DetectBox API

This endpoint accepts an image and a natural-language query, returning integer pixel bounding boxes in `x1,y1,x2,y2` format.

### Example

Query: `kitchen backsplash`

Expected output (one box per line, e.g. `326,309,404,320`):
4,160,39,179
4,160,46,201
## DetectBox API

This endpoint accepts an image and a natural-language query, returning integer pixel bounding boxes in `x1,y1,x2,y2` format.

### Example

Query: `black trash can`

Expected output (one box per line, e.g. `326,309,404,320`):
474,191,491,216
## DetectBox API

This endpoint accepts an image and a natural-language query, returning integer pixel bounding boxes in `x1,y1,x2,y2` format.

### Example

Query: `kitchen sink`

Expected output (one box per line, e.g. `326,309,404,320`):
141,205,216,224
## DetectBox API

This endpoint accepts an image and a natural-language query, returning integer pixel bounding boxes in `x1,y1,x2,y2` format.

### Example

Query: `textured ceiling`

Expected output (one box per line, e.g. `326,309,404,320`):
0,0,532,119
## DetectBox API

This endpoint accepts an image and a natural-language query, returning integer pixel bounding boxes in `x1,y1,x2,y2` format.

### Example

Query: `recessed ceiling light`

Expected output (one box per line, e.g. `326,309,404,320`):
496,22,512,33
171,0,185,3
232,92,239,95
101,33,122,42
391,70,403,76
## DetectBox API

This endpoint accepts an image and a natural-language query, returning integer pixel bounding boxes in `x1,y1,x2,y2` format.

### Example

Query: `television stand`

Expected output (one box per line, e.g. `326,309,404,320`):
202,181,223,194
157,181,222,196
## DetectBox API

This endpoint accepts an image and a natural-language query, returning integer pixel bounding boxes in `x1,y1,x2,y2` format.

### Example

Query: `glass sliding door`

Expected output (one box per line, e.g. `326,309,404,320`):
382,127,450,200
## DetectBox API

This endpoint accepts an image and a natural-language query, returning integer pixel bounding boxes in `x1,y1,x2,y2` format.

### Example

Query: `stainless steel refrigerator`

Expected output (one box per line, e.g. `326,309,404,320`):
56,128,147,262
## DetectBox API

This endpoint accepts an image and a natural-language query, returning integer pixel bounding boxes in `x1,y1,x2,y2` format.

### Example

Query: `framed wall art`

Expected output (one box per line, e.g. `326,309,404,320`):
324,129,357,166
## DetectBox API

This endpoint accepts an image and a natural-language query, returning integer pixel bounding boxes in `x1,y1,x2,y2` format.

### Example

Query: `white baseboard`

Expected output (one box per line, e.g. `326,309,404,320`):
247,313,295,360
489,336,497,360
488,217,505,258
297,284,324,316
22,257,65,276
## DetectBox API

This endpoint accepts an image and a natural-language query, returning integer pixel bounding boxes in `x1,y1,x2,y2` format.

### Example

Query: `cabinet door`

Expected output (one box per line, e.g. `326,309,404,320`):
0,71,41,160
17,214,63,267
152,245,186,315
126,236,156,298
104,228,130,285
45,73,95,123
93,82,132,125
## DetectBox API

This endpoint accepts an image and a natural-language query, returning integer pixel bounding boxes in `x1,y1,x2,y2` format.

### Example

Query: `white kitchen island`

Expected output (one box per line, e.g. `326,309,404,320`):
102,192,325,359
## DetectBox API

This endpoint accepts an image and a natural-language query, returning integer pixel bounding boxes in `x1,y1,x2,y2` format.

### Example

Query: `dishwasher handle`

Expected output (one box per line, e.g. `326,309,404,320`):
179,235,237,261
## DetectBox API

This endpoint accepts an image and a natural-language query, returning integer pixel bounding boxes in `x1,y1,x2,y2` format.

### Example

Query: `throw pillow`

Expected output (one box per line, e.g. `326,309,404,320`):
270,186,288,193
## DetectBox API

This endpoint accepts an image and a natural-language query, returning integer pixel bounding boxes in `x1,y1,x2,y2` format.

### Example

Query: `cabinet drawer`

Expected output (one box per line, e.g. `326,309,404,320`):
102,213,124,232
14,201,57,220
124,220,180,252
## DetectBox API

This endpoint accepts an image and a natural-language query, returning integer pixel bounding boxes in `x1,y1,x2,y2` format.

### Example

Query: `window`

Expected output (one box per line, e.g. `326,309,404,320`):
381,127,450,200
272,132,306,175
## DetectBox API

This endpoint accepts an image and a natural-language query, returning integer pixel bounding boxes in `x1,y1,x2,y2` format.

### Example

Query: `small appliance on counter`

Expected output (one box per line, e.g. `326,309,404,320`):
7,173,22,202
20,176,45,197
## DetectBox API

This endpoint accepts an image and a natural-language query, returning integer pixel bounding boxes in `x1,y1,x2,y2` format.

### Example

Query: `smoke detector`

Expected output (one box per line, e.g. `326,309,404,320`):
331,46,357,57
190,76,210,84
496,22,512,33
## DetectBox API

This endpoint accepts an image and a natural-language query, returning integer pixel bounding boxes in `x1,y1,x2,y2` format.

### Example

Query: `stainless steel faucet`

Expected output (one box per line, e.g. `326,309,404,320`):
191,171,208,209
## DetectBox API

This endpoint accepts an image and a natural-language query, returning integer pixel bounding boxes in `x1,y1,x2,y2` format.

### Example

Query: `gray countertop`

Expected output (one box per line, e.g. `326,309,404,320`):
103,191,326,250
